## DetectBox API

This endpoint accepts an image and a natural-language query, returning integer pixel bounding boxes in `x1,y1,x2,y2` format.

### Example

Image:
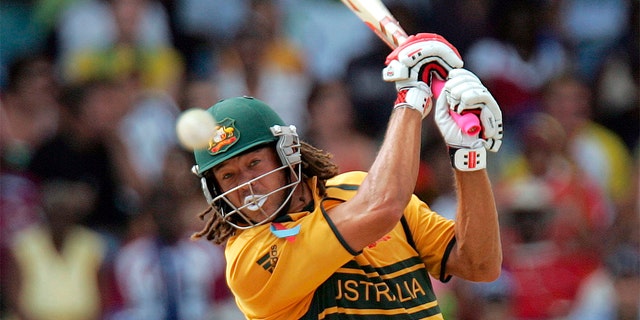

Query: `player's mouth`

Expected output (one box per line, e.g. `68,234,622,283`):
244,195,267,211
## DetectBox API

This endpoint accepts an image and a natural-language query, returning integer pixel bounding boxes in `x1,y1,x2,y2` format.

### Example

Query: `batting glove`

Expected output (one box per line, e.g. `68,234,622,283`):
435,69,503,171
383,33,463,88
392,80,432,119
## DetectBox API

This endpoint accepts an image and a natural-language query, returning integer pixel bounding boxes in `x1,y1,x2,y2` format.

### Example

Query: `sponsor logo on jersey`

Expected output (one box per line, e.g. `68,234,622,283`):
257,244,279,273
367,235,391,249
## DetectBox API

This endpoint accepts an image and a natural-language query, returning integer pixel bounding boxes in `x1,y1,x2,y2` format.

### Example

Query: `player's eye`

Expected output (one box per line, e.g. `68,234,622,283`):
248,159,260,168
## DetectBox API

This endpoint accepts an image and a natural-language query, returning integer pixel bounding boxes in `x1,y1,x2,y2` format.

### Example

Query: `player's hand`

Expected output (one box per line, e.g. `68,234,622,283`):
382,33,463,89
435,68,503,170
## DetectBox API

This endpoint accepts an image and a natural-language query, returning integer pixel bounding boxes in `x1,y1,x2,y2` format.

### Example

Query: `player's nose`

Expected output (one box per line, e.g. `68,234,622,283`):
236,175,257,196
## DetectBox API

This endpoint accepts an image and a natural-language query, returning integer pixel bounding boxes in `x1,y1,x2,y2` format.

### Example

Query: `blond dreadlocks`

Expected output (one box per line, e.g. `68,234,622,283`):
191,141,340,245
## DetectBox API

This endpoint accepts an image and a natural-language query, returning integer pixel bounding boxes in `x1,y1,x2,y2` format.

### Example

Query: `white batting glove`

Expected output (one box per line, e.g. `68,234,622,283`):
435,69,503,171
383,33,463,119
383,33,464,88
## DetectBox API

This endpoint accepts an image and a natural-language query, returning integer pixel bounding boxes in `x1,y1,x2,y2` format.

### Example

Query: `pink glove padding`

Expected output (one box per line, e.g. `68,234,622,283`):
431,78,446,99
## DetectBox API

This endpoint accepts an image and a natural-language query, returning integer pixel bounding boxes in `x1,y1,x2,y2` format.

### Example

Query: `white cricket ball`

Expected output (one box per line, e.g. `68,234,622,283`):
175,108,217,151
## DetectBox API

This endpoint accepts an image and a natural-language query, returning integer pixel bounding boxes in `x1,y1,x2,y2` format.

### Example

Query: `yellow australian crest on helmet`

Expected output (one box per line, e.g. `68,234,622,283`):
208,119,239,154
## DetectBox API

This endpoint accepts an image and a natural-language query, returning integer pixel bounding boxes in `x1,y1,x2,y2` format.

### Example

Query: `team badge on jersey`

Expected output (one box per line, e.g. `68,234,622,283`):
208,118,239,154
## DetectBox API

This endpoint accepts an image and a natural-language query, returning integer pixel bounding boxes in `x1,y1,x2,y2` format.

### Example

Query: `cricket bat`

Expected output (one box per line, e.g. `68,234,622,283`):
339,0,480,135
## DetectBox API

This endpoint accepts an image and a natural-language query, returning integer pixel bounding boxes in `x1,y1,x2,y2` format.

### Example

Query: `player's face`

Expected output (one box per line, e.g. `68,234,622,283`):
212,146,288,224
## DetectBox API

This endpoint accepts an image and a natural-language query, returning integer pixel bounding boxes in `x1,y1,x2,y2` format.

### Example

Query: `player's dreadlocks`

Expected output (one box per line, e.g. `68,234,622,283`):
191,141,340,245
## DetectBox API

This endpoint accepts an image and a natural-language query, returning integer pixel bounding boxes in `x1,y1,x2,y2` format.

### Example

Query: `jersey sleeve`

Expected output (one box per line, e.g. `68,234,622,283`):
403,195,456,281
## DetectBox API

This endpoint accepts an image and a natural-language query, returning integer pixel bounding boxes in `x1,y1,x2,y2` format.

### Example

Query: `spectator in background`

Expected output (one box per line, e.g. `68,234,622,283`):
453,270,515,320
464,0,569,127
283,0,371,83
496,113,612,319
2,177,110,320
0,53,60,241
179,76,219,111
415,138,457,220
161,0,249,78
56,0,171,59
554,0,632,83
586,0,639,153
214,0,311,134
28,79,140,241
107,186,231,320
56,0,187,201
304,79,377,173
343,1,427,141
426,0,493,55
342,38,395,141
499,112,613,252
106,146,241,320
116,79,181,197
0,54,63,317
541,72,634,209
56,0,184,97
568,245,640,320
0,166,42,319
567,145,639,320
1,54,60,171
0,1,54,86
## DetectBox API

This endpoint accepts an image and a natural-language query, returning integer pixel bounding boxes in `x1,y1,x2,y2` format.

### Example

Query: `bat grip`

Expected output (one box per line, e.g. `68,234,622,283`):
432,79,481,135
449,110,481,135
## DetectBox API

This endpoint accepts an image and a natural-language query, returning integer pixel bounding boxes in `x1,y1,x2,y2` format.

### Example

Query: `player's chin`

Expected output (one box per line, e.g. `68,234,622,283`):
245,190,289,222
238,205,275,224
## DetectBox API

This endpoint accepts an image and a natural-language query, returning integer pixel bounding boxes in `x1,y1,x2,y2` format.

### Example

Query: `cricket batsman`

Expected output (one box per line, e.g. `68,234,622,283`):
188,33,504,319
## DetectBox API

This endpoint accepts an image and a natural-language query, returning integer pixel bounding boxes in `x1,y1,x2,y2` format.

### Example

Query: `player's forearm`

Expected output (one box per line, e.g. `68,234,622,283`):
332,108,422,252
361,108,422,219
451,169,502,281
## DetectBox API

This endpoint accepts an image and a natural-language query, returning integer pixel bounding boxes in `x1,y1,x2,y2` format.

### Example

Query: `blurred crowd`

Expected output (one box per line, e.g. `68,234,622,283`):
0,0,638,319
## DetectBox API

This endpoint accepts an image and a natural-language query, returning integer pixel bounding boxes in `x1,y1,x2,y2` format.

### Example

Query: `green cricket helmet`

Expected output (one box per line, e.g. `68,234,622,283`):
191,96,302,229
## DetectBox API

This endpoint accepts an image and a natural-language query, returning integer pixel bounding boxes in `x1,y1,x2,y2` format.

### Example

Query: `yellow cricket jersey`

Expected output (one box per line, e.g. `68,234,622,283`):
225,171,456,319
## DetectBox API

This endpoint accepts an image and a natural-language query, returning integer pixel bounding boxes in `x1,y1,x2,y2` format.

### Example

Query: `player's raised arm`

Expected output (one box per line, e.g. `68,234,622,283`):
327,34,462,252
434,68,504,281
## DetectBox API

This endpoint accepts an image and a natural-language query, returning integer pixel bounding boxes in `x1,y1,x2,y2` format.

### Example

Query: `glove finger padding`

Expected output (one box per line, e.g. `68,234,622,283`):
480,105,503,152
436,68,503,152
435,95,484,149
442,73,482,111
